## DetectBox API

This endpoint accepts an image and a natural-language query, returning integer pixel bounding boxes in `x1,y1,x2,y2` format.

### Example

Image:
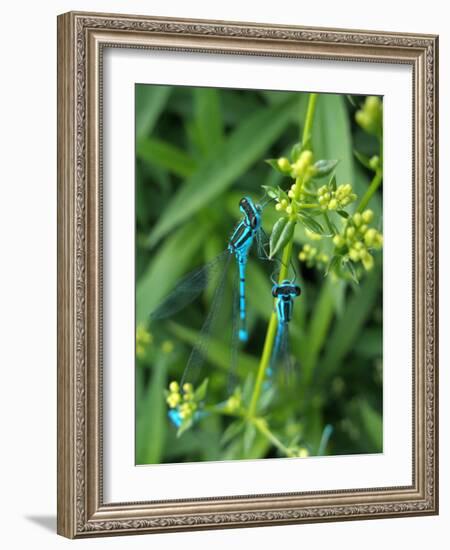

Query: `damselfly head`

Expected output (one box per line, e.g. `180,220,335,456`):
239,196,261,229
273,280,302,298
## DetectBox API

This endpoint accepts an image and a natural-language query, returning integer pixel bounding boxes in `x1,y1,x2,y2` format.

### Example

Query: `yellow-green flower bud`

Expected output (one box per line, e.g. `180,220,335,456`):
369,156,380,171
333,235,345,248
299,150,313,166
375,233,383,247
286,205,293,215
169,381,179,393
362,209,374,224
362,251,374,271
299,251,306,261
281,199,288,208
366,95,381,115
353,213,362,227
298,448,309,458
288,189,295,199
346,227,356,239
161,340,174,354
359,224,368,235
364,228,377,246
182,383,193,394
349,248,360,262
275,203,283,211
166,393,181,408
328,198,338,210
277,157,291,172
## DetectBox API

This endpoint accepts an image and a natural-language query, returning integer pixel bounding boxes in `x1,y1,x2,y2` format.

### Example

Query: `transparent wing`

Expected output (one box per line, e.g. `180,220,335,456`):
255,227,271,262
180,253,233,387
269,322,297,387
150,250,230,320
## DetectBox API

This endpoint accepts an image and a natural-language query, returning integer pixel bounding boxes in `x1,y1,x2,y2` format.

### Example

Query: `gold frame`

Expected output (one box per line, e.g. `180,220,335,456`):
57,11,439,538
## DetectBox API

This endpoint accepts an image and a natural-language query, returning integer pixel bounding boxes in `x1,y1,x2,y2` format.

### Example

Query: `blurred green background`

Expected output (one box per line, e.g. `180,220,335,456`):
135,84,383,465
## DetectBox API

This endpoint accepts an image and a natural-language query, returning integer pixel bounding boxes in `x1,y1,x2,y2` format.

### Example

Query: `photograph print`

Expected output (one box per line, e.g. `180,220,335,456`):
135,84,383,466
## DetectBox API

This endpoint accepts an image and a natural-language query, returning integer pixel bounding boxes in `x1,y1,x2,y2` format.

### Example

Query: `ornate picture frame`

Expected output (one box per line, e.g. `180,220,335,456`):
57,11,438,538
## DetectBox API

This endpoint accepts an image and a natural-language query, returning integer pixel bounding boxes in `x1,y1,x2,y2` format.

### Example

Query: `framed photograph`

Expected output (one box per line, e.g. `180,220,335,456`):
57,11,439,538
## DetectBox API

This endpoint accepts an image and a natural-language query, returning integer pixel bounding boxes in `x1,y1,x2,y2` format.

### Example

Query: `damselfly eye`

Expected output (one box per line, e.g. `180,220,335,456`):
294,285,301,296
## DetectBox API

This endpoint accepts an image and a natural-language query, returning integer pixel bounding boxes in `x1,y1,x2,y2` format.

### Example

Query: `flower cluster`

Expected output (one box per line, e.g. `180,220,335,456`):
355,96,383,137
136,325,152,359
166,381,198,422
332,209,383,271
298,244,329,269
317,183,357,211
275,150,315,181
274,151,316,217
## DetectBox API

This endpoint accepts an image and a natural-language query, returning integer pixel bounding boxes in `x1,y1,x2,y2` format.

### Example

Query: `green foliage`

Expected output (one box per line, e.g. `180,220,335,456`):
135,85,383,465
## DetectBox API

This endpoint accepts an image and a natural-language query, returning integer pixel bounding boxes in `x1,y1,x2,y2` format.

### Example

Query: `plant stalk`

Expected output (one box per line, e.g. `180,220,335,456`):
248,93,318,420
356,169,382,213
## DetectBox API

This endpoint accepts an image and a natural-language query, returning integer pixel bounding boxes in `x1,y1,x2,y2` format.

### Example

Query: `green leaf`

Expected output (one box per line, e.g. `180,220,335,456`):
346,94,357,107
337,209,350,219
329,174,337,192
297,213,330,236
312,94,355,190
221,420,245,445
342,258,359,284
270,218,295,258
313,159,339,178
269,217,287,256
135,85,172,140
137,137,197,178
357,400,383,451
177,417,194,437
326,254,343,277
265,158,288,175
261,184,279,199
194,378,209,401
135,354,168,464
148,96,298,246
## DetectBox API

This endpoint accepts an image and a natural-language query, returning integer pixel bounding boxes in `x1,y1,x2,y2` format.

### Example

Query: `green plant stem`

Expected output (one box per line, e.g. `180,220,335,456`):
252,418,295,457
248,93,318,420
302,93,318,146
356,169,382,213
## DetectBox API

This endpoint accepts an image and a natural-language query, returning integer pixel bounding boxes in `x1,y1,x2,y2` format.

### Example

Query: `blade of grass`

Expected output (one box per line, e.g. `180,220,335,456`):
300,277,336,384
147,96,298,247
191,88,224,156
135,354,168,464
136,85,172,140
137,137,197,178
318,267,381,381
